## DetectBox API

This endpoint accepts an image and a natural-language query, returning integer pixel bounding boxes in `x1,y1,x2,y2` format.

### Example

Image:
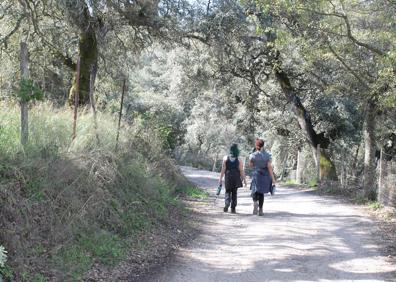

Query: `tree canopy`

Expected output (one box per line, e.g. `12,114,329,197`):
1,0,395,191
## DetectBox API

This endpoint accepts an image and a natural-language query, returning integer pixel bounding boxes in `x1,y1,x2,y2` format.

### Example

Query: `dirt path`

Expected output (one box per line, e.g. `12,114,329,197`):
146,167,396,282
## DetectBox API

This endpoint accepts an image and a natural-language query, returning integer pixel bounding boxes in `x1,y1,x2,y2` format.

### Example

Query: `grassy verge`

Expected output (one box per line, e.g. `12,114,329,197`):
282,179,308,188
0,102,192,281
176,186,209,200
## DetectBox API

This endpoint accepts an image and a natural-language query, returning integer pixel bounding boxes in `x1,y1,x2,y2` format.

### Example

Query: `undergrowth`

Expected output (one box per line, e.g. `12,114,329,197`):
176,186,209,200
0,102,191,281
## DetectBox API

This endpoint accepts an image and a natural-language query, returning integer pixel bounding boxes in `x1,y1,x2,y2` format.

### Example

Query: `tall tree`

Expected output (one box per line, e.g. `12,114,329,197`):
2,0,194,105
265,0,395,196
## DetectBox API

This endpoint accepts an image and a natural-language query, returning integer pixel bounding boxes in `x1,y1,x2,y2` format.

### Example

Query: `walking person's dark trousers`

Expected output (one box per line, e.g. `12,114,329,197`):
225,188,237,209
253,192,264,208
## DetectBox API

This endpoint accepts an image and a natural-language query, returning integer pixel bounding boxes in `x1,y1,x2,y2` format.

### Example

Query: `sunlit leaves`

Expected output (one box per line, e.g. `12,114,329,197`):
17,79,44,103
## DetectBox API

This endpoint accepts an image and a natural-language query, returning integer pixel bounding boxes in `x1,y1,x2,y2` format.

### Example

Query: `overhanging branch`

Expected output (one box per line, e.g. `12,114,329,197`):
0,14,26,48
300,6,387,56
326,42,371,88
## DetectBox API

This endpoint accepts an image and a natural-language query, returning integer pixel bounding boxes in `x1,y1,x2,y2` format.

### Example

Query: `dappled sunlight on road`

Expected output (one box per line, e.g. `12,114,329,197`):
145,167,396,282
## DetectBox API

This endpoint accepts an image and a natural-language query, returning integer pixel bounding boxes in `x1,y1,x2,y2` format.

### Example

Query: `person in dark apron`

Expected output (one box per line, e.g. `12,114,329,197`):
249,139,276,216
218,144,247,213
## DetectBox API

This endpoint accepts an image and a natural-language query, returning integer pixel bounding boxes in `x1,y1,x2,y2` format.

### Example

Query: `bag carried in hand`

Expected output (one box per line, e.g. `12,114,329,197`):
216,185,222,196
270,184,276,196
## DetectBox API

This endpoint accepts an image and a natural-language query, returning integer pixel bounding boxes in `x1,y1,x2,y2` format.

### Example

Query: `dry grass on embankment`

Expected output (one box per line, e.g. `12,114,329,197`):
0,102,194,281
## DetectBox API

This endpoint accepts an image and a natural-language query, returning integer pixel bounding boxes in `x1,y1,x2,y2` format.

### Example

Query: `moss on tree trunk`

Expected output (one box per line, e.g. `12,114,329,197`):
320,151,337,180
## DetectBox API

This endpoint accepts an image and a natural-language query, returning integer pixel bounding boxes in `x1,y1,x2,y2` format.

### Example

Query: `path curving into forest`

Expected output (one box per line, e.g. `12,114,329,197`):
145,167,396,282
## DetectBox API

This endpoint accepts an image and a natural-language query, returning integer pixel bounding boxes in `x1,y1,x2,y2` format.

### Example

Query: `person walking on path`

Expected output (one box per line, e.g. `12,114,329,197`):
249,138,276,216
218,144,247,213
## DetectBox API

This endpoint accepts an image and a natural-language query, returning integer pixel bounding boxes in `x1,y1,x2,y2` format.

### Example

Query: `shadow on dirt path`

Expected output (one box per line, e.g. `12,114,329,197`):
143,167,396,282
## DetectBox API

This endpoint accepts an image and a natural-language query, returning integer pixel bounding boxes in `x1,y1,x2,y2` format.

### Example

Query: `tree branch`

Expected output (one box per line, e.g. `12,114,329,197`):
341,12,386,56
299,6,387,56
0,14,26,48
19,0,76,69
326,42,370,88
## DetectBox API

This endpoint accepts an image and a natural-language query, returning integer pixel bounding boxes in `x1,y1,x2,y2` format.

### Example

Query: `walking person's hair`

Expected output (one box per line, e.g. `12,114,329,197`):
229,143,240,158
255,139,264,150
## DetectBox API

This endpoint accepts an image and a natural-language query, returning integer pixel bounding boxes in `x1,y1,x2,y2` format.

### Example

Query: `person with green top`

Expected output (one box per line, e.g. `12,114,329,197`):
218,144,247,214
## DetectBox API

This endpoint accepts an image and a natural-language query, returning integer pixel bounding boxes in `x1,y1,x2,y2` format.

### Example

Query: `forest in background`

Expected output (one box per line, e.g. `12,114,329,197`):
0,0,395,280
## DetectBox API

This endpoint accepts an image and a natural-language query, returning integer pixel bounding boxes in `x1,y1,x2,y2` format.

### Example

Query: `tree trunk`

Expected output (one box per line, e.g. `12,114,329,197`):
115,78,127,151
280,152,288,181
274,67,338,180
363,100,377,200
89,63,100,145
296,148,303,184
378,148,383,202
212,152,218,172
20,42,29,146
319,150,337,180
68,12,98,105
72,57,81,140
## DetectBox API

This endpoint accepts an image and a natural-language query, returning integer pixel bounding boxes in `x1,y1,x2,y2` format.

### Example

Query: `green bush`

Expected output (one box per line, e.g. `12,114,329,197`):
368,201,382,210
308,179,318,188
54,245,93,281
176,186,209,199
78,231,126,266
284,179,297,185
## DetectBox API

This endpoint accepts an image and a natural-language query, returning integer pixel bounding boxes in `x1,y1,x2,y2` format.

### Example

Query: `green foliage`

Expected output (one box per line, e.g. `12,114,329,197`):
176,186,209,200
17,79,44,103
284,179,297,186
78,231,126,266
135,111,181,151
31,244,46,256
0,245,12,280
369,201,382,210
0,102,140,158
120,210,153,234
308,179,318,188
320,154,337,180
32,273,46,282
0,245,12,281
0,265,13,280
55,245,93,280
26,179,45,202
1,0,395,278
0,102,190,280
354,195,369,205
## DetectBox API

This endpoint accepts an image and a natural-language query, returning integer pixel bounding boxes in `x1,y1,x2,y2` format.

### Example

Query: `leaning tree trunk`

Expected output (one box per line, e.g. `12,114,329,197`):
363,100,377,200
68,18,98,105
274,67,337,180
20,41,29,146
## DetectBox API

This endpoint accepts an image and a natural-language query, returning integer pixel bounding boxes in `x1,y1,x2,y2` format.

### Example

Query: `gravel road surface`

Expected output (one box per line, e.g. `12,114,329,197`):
146,166,396,282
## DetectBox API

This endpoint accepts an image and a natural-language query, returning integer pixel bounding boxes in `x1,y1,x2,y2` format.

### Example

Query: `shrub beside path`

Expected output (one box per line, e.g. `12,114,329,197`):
145,166,396,282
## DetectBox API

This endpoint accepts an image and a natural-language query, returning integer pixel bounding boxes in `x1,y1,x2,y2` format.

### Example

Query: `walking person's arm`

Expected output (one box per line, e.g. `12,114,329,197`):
239,158,247,186
249,154,255,169
268,161,276,184
218,159,226,186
